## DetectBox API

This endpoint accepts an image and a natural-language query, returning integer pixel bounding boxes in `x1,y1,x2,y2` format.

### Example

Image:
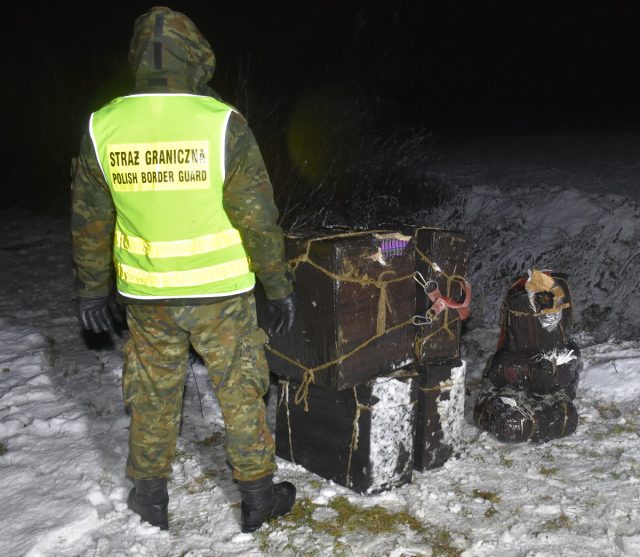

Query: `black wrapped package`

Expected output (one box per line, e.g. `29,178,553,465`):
413,360,467,471
262,230,416,391
484,341,582,399
474,384,578,443
501,270,573,353
275,369,418,494
413,227,472,363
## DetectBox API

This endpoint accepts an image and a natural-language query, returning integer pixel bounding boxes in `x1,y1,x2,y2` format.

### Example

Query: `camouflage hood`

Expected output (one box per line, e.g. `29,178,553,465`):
128,6,215,94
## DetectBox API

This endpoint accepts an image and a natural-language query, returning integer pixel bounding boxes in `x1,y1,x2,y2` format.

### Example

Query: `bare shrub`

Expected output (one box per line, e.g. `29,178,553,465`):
218,57,438,232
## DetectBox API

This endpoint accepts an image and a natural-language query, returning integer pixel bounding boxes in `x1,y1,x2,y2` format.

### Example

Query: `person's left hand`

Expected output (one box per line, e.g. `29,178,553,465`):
77,295,124,334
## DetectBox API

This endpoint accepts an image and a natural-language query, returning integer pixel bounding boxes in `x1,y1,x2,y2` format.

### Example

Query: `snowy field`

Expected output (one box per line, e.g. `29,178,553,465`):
2,133,640,556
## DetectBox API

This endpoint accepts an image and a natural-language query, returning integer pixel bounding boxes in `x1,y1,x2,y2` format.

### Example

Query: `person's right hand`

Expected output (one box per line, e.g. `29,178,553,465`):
266,294,296,335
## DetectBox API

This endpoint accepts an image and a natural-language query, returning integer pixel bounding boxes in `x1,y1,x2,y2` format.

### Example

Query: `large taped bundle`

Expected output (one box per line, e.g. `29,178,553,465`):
275,369,418,494
412,227,472,363
263,230,416,391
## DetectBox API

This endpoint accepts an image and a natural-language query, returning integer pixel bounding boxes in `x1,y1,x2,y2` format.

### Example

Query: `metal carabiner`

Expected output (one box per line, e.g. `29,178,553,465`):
412,313,433,326
414,271,438,295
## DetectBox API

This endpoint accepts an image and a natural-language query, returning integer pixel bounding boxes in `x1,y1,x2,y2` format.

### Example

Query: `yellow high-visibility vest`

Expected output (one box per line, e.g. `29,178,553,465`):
90,93,255,299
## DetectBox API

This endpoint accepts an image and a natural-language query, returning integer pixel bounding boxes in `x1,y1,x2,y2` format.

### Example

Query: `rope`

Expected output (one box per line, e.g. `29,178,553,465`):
553,391,573,438
267,232,415,411
266,316,414,411
413,314,461,360
289,232,414,342
376,270,395,336
345,388,371,487
278,380,294,461
507,302,571,318
419,382,453,394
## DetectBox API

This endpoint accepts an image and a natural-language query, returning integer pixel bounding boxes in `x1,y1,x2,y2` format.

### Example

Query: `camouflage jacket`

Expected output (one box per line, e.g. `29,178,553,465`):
71,7,292,304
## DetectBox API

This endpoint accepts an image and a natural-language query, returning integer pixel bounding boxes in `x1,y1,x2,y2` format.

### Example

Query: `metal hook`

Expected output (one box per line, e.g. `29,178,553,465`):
413,271,428,289
413,271,438,294
412,314,433,326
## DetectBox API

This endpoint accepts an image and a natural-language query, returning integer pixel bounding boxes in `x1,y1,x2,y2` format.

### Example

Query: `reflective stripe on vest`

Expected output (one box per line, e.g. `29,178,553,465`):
90,93,255,299
114,228,243,259
115,257,250,288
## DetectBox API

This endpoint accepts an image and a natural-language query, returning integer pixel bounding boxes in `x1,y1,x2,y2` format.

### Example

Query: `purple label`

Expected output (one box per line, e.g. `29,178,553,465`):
380,238,409,257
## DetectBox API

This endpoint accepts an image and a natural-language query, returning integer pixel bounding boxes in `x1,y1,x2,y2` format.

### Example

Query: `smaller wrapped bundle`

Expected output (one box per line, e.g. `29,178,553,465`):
501,270,573,353
484,341,582,399
474,384,578,443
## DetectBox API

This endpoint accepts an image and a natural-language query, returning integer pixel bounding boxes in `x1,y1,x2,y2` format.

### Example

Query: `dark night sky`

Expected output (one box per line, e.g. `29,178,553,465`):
6,2,640,211
19,1,640,127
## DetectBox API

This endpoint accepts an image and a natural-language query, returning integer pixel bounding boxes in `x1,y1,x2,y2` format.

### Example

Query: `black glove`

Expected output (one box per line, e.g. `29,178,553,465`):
77,296,123,334
266,294,296,336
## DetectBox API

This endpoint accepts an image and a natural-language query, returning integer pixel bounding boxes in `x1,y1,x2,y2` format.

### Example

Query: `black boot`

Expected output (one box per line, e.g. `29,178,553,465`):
127,477,169,530
237,475,296,533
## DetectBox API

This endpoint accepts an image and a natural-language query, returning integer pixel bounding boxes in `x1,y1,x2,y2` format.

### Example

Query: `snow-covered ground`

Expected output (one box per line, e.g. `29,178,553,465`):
2,133,640,556
421,132,640,344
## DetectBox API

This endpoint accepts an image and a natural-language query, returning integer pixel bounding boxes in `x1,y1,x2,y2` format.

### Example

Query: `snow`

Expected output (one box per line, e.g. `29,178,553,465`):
437,360,466,453
368,373,415,492
2,133,640,556
420,133,640,343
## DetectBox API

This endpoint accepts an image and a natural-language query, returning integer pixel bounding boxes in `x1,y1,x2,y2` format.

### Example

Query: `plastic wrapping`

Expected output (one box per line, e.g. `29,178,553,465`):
474,384,578,443
476,269,581,443
484,341,582,399
502,271,573,353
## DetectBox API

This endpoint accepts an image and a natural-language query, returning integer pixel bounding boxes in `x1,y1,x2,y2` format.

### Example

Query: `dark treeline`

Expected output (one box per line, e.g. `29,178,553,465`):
6,2,640,221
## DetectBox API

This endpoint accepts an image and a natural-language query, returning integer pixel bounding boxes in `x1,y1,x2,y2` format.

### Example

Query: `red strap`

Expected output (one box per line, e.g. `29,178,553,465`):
426,277,472,321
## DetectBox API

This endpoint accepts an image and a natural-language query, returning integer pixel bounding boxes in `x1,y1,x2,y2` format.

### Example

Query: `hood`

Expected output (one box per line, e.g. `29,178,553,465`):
128,6,215,94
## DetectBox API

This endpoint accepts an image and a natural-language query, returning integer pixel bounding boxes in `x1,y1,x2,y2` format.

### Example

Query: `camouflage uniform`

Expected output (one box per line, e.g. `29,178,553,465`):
71,7,292,482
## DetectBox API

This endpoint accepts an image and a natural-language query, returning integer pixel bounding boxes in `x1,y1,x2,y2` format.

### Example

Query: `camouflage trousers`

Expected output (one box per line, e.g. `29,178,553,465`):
122,293,276,482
